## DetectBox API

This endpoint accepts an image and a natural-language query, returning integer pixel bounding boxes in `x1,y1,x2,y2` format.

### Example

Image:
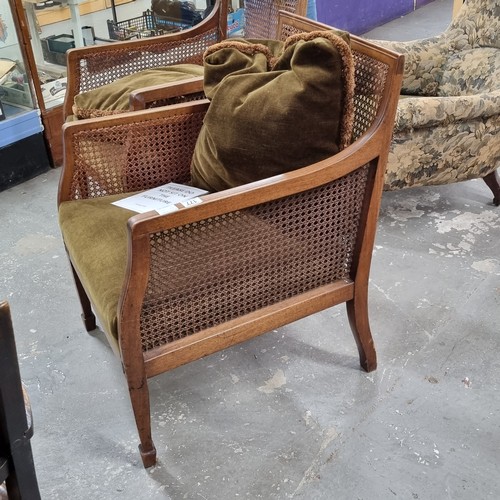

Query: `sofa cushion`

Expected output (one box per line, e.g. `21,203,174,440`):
72,64,204,119
190,31,355,192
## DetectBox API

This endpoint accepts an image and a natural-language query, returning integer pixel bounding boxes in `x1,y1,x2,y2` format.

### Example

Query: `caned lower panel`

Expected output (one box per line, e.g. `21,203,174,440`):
140,168,369,350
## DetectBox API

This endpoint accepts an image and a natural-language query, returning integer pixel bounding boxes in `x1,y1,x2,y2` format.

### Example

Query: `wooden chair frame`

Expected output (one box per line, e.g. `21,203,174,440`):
58,13,404,468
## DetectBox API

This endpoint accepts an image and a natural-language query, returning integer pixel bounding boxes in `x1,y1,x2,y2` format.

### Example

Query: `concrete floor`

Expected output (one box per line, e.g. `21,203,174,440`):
2,0,500,498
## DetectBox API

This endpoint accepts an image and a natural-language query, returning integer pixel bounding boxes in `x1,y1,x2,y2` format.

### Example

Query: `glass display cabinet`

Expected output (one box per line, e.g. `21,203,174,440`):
0,0,50,191
8,0,72,166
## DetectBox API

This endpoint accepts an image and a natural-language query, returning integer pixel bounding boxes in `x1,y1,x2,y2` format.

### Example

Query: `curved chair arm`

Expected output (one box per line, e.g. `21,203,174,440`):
393,45,500,131
129,76,205,110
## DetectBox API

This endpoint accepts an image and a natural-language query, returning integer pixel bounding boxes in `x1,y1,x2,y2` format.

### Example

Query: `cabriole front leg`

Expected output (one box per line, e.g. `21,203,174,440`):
346,292,377,372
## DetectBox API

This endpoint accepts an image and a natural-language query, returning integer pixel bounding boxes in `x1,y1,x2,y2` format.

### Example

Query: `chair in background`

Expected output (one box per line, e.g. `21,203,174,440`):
369,0,500,205
63,0,312,120
62,0,229,120
0,301,41,500
126,0,311,110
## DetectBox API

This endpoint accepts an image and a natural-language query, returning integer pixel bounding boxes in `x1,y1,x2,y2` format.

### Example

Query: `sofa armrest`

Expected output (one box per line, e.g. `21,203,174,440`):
129,76,205,110
63,0,227,119
394,90,500,132
58,101,209,205
371,35,447,95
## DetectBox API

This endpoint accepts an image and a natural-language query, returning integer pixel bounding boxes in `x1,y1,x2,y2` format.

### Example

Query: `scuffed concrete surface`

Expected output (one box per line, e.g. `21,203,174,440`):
2,2,499,494
1,163,499,499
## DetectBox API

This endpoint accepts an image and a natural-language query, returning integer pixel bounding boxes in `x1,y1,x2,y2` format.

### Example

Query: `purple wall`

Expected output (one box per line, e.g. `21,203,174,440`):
317,0,435,35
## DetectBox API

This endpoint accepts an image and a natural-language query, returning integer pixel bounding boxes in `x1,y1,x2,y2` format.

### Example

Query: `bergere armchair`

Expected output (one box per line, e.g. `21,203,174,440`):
62,0,229,120
57,12,404,468
369,0,500,205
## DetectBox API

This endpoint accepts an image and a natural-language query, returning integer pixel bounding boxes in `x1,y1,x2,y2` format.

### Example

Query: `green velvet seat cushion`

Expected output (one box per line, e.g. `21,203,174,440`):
59,193,136,343
191,31,355,192
73,64,204,119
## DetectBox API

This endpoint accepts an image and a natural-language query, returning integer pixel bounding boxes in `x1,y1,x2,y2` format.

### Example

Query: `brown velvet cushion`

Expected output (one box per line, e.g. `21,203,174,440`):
59,193,136,343
72,64,204,119
190,31,355,192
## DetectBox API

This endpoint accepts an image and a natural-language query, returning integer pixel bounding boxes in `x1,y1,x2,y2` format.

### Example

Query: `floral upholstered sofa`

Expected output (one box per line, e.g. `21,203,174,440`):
370,0,500,205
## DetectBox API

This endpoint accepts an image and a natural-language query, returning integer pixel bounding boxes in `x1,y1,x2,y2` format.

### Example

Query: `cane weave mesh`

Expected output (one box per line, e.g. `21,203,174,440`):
140,169,368,351
76,30,218,95
68,111,205,200
279,22,298,41
245,0,306,39
351,52,388,141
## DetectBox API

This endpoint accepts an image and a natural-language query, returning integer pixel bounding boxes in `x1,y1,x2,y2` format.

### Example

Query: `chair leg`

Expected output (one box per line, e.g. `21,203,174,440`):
8,441,41,500
483,170,500,206
125,370,157,468
346,292,377,373
69,261,96,331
